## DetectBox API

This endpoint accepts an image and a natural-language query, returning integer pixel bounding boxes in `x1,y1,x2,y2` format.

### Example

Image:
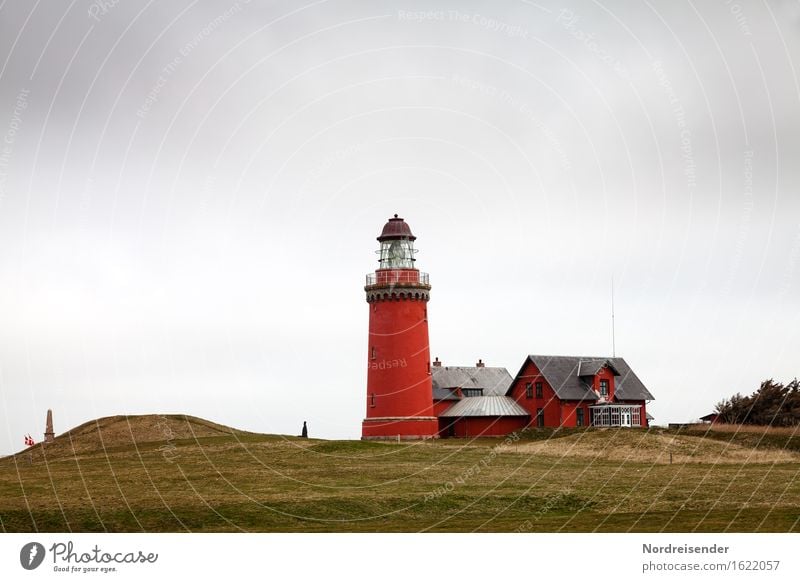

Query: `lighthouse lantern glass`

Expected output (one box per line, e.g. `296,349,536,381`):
379,239,416,269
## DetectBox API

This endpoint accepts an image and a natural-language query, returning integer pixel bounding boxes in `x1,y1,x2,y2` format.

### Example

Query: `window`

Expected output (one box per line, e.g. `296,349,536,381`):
525,383,533,398
536,408,544,427
599,379,609,397
594,407,610,426
462,389,483,397
576,408,584,427
535,382,543,399
371,346,376,360
370,393,376,408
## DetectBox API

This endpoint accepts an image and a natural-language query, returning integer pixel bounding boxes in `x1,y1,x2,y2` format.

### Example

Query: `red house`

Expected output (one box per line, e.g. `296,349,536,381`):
428,355,655,436
506,355,654,428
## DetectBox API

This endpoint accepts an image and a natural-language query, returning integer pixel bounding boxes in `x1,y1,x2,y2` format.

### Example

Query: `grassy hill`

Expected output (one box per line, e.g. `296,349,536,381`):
1,416,799,532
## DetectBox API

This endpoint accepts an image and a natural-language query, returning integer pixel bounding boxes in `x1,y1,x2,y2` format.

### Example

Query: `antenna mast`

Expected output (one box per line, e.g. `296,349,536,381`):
611,275,616,357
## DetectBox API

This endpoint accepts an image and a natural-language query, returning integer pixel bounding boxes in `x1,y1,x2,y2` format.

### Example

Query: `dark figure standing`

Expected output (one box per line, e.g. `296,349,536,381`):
301,421,308,438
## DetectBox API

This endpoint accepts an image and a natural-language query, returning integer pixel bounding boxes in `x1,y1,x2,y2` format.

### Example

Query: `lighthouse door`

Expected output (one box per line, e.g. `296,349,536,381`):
620,410,631,427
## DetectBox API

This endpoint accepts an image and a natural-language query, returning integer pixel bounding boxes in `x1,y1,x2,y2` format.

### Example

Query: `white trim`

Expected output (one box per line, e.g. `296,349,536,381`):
589,404,643,427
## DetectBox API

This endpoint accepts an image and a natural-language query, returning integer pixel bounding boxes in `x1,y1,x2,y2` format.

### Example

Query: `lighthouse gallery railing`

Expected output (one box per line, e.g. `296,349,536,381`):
365,271,430,287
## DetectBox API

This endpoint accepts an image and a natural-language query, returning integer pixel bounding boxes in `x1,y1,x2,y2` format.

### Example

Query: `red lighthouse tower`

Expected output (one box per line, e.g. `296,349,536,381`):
362,215,438,440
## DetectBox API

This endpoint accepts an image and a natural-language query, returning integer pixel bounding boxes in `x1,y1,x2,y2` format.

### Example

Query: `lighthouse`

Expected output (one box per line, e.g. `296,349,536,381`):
362,215,438,440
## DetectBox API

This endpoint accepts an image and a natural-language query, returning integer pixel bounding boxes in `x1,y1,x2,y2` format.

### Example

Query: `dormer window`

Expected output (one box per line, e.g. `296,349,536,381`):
599,379,609,397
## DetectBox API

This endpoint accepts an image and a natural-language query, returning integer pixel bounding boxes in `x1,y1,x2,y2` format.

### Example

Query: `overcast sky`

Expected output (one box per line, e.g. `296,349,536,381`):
1,0,799,454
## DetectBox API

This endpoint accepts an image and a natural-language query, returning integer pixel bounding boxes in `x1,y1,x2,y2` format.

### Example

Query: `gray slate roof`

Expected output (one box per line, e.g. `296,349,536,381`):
431,366,513,396
432,388,460,401
439,395,530,417
506,355,655,402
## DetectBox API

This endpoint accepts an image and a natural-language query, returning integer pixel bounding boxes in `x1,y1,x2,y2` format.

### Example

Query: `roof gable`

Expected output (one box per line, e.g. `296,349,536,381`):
577,359,621,377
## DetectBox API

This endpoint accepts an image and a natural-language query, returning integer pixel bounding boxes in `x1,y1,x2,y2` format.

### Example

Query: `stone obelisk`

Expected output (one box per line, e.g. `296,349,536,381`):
44,409,55,443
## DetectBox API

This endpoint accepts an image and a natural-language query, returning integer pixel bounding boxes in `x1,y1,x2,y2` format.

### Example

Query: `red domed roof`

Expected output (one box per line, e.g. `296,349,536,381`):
377,214,416,241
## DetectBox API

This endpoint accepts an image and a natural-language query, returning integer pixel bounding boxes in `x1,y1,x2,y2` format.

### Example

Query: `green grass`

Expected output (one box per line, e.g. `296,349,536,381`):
1,417,799,532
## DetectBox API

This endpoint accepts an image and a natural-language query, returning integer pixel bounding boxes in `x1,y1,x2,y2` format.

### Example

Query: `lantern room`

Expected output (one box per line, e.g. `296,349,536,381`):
376,214,418,270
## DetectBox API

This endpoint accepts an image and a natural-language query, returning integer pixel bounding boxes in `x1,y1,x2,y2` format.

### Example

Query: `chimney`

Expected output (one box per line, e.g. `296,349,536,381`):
476,359,485,368
433,357,442,367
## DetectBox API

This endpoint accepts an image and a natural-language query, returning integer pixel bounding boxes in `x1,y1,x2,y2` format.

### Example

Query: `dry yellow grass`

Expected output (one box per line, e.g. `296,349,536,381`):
690,423,800,437
500,429,800,464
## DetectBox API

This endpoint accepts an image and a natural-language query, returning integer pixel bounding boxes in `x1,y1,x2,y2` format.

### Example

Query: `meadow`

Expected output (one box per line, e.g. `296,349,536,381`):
1,415,798,532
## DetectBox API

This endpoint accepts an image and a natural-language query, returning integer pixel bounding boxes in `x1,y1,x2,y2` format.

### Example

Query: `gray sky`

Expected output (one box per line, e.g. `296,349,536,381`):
1,0,799,454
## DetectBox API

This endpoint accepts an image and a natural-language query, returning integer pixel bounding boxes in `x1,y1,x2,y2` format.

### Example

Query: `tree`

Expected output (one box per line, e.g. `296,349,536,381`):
714,379,800,426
